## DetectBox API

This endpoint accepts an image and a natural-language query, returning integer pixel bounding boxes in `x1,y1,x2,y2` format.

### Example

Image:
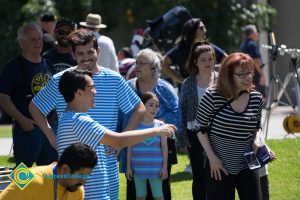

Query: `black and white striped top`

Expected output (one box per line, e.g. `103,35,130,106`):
195,88,263,175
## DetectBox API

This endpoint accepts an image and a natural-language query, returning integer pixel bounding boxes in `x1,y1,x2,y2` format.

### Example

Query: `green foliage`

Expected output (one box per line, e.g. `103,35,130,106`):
55,0,92,23
0,0,277,71
20,0,57,22
229,1,277,51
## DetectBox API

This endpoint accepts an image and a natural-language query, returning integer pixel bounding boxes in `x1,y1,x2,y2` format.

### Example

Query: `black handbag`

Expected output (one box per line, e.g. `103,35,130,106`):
167,137,178,165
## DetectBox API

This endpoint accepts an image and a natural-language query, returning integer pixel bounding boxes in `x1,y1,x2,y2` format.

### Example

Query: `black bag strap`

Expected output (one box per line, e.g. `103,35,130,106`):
213,99,233,118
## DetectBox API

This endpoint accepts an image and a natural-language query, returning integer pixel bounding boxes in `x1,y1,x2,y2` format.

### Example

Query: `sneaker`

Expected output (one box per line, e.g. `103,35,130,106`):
184,164,192,174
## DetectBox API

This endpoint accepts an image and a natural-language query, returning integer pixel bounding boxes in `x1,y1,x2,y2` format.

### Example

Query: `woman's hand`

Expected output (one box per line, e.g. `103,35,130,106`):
208,154,228,181
266,145,276,161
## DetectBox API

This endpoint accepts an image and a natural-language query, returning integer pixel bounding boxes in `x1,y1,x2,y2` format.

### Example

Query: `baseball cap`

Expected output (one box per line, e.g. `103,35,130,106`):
55,17,76,29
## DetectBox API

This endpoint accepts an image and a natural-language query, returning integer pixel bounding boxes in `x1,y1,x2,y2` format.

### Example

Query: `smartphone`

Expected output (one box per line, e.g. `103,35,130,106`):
244,151,261,170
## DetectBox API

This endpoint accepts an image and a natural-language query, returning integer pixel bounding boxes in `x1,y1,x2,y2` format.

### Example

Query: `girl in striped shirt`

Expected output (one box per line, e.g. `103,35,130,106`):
126,92,168,200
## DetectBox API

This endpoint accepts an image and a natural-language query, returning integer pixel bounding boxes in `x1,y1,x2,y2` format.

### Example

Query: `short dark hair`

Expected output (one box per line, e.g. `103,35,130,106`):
119,47,133,58
40,13,56,22
59,70,93,102
57,143,97,172
66,29,98,53
140,92,159,105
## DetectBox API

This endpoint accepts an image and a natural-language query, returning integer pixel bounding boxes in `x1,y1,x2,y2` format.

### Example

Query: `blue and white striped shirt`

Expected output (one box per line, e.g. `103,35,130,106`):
57,112,109,199
32,67,141,199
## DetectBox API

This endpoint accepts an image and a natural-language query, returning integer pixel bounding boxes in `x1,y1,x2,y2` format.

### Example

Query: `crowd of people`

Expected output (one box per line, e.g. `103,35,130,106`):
0,11,276,200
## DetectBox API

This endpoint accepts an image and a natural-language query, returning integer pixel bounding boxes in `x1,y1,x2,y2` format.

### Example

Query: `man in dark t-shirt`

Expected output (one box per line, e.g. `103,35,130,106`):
0,23,57,167
43,17,77,73
240,24,266,97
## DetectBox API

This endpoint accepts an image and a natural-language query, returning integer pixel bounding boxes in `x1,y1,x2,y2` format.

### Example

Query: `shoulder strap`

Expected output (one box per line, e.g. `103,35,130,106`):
214,99,233,116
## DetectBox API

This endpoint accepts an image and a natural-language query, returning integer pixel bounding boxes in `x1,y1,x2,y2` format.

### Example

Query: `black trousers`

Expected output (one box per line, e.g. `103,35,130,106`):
260,175,269,200
187,130,206,200
126,165,172,200
205,167,261,200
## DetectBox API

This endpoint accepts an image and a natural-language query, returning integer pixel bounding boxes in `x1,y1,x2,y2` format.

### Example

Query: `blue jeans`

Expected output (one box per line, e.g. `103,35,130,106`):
12,122,58,167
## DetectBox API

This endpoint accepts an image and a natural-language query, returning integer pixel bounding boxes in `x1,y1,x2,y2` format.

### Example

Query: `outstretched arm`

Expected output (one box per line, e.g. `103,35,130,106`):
101,124,176,148
123,102,145,131
161,56,184,84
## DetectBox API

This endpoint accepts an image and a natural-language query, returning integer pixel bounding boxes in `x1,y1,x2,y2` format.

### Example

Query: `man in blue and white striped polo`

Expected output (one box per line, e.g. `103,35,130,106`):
29,29,146,200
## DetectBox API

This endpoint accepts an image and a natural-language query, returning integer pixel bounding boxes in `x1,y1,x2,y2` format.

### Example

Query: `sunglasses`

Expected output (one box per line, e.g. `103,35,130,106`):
57,29,71,36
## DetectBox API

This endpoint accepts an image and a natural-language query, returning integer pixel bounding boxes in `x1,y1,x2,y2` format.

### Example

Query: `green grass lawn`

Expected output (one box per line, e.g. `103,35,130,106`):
0,125,12,138
1,138,299,199
119,139,300,200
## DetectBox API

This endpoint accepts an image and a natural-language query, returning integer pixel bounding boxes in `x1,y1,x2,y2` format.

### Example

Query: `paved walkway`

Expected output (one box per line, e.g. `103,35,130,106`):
0,106,299,156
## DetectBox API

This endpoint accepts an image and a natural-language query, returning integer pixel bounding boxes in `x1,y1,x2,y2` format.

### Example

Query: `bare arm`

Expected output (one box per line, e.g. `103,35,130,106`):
29,101,57,149
126,146,133,180
0,93,35,131
197,132,228,180
161,56,184,84
160,135,168,180
123,102,145,131
101,124,176,148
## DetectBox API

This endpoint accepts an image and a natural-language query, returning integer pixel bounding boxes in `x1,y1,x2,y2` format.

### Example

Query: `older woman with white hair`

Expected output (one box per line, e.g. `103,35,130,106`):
125,48,180,200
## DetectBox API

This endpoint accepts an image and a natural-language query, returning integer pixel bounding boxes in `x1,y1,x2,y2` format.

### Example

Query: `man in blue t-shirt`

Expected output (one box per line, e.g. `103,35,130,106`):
29,29,146,200
43,17,77,73
0,23,57,167
240,24,266,97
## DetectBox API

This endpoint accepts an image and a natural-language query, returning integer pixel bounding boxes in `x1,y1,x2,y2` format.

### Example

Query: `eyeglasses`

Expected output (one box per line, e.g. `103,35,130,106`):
57,29,71,36
233,72,254,79
134,61,150,66
198,26,206,31
85,84,95,89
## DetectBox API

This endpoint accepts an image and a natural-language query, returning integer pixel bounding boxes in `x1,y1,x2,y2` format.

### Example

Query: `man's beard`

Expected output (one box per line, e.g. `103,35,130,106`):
66,183,82,192
57,38,70,47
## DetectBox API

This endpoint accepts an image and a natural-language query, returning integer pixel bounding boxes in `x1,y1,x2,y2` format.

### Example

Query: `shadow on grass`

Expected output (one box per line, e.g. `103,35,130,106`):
170,171,192,182
7,157,14,164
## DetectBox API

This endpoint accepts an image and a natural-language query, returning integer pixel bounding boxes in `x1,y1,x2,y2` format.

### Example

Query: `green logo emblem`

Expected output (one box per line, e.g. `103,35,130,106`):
9,162,36,190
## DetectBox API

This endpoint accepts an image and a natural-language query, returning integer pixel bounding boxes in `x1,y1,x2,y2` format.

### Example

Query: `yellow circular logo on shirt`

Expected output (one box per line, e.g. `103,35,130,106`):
31,73,51,95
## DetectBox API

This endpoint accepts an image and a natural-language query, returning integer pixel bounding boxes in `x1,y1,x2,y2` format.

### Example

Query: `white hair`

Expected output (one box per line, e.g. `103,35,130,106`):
137,48,162,78
17,22,42,42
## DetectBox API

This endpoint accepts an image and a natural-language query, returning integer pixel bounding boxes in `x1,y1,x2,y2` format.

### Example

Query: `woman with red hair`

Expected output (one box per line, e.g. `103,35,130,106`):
195,53,275,200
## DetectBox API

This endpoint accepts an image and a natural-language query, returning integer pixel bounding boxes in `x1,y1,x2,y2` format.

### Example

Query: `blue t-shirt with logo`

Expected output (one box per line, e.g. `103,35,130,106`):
0,55,52,119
